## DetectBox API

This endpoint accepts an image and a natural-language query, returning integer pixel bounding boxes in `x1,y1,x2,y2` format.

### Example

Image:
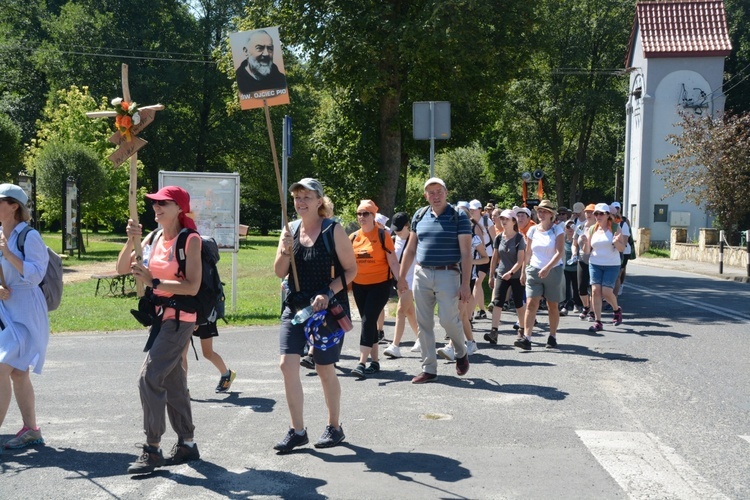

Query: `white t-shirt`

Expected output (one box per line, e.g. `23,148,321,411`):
527,224,564,269
620,219,632,255
589,226,622,266
394,234,416,290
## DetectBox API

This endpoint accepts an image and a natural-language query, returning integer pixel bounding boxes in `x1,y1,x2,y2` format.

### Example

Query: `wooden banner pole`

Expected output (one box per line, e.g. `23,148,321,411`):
264,100,299,291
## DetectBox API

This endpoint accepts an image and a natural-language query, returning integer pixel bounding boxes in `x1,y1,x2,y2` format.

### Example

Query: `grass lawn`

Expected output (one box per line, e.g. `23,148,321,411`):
47,231,282,333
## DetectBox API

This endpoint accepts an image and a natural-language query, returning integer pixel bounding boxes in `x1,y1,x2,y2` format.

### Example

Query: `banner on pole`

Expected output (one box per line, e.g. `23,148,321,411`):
230,27,290,110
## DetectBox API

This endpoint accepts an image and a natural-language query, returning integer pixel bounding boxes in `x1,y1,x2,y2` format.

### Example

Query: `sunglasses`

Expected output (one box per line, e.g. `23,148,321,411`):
593,211,608,216
150,199,172,207
356,212,372,217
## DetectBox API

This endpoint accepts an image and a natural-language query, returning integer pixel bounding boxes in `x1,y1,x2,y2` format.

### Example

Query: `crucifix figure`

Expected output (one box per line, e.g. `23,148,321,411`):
86,64,163,296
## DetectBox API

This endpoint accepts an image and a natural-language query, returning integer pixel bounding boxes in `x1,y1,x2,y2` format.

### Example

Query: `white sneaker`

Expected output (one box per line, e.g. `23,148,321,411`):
410,340,421,353
466,340,478,355
383,344,402,358
437,344,455,361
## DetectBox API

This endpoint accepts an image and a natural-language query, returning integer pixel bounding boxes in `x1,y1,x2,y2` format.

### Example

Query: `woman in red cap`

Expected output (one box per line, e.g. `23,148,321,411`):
116,185,203,474
349,199,400,378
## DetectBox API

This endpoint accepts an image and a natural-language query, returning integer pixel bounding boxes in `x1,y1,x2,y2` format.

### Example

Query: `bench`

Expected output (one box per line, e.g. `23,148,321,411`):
239,224,249,240
92,271,135,297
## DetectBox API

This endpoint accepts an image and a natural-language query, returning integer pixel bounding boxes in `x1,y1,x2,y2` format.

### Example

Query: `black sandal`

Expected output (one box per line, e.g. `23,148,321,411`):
364,361,380,375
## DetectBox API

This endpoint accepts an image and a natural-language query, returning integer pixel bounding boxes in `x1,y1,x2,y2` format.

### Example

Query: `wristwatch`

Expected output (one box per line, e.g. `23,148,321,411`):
152,278,161,289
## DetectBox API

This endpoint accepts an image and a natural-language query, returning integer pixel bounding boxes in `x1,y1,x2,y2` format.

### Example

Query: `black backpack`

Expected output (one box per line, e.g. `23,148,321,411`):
146,228,226,325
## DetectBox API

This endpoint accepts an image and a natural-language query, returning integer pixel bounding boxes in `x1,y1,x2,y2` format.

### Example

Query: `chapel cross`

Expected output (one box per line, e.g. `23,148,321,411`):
86,64,164,296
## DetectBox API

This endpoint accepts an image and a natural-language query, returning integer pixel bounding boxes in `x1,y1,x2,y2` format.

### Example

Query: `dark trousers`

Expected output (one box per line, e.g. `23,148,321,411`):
577,260,591,298
352,281,392,347
564,269,582,308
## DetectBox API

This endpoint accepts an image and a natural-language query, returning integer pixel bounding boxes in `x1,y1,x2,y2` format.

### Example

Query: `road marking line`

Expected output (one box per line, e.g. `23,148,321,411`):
626,283,750,322
577,430,730,499
740,436,750,445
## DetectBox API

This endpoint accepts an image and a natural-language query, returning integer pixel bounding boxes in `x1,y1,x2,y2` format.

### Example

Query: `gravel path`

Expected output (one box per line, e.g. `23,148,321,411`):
63,260,119,284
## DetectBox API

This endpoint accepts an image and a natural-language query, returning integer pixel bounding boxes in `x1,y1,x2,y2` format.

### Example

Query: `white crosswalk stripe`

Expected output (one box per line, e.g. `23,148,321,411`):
577,430,730,499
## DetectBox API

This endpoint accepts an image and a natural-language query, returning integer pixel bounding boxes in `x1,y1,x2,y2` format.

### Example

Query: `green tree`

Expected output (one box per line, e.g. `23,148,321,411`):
434,143,493,204
0,112,24,180
656,111,750,236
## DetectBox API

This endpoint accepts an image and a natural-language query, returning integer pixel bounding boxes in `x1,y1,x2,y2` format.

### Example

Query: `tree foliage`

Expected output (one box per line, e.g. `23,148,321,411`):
0,112,24,180
656,111,750,233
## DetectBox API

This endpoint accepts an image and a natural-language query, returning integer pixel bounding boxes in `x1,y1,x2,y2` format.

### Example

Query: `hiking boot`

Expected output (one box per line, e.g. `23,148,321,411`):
127,444,165,474
437,344,455,361
514,337,532,350
546,335,558,348
314,425,345,449
4,427,44,449
579,307,590,320
215,370,236,393
484,328,498,345
273,428,309,453
455,354,470,376
588,321,603,332
411,372,437,384
165,442,200,465
300,355,315,369
410,340,421,353
383,344,402,358
364,361,380,375
474,310,487,320
466,340,478,355
351,363,367,379
613,307,623,326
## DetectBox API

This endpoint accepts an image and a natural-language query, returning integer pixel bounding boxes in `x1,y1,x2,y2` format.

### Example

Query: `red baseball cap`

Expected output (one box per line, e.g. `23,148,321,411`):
145,186,196,230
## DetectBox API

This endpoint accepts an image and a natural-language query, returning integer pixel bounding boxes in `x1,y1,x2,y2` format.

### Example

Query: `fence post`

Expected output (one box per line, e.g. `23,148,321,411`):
719,230,724,274
746,229,749,278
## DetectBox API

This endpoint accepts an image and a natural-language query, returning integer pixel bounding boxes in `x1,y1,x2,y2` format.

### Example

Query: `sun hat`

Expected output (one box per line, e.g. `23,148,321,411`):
499,209,517,220
469,199,482,210
145,186,197,230
536,199,557,214
456,201,469,209
594,202,610,213
0,183,28,205
572,202,585,213
515,207,531,217
391,212,409,232
357,199,379,214
423,177,446,190
289,178,324,197
375,213,389,226
584,203,596,212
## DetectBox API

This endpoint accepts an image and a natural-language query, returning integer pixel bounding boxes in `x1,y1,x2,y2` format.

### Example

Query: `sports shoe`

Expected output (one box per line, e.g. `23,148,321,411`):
300,355,315,369
437,344,455,361
383,344,402,358
587,311,596,322
274,428,309,453
378,330,386,343
487,302,494,313
514,337,532,350
484,328,498,344
466,340,478,355
546,335,558,348
512,322,521,330
127,444,165,474
455,354,470,376
4,426,44,449
364,361,380,374
412,372,437,384
165,442,200,465
559,307,568,317
588,321,603,332
351,363,367,379
474,310,487,320
314,425,345,448
613,307,623,326
410,340,421,353
578,307,590,320
215,370,236,393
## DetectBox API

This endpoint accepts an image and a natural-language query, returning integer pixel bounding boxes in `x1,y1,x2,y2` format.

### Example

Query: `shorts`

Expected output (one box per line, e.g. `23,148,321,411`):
525,265,564,303
279,307,343,366
589,263,620,289
475,263,490,276
193,322,218,339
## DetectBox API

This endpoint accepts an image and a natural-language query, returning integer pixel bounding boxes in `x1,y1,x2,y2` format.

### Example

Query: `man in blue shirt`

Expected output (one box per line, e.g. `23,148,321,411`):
397,178,472,383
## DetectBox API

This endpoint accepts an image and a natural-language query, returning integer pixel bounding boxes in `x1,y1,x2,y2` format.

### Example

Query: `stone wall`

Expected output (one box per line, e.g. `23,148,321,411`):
670,228,749,267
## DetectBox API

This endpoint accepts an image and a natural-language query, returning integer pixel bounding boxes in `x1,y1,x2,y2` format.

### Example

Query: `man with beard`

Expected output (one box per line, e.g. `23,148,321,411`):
236,30,287,98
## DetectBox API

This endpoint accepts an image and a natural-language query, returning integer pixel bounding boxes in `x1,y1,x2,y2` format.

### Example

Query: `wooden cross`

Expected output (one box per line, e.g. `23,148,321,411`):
86,63,163,296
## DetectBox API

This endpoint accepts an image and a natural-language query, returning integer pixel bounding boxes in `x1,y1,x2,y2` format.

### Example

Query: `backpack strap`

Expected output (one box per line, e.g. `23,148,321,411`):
16,225,33,257
412,206,431,231
174,228,199,278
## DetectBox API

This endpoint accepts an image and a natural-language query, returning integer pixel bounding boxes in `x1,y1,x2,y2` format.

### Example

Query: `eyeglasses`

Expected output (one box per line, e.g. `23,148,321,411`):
150,200,172,207
593,212,607,216
356,212,372,217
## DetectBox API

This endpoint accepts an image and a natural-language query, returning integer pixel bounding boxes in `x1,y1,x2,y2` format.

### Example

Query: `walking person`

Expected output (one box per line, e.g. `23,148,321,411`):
485,209,527,344
383,212,419,359
180,322,236,393
116,186,203,473
0,184,49,450
273,178,357,452
575,204,596,321
579,203,626,332
469,200,495,320
349,200,400,379
515,199,565,350
562,219,582,315
397,178,472,383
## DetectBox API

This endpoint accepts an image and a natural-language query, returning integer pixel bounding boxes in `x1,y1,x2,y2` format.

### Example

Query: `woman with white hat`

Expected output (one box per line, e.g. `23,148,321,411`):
579,203,626,332
0,184,49,450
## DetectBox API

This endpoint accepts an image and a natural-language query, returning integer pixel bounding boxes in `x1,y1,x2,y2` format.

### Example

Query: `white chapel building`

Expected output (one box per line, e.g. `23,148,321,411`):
623,0,732,245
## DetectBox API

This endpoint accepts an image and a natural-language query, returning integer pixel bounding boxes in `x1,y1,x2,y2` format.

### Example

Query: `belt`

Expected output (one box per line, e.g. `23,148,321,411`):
419,264,459,271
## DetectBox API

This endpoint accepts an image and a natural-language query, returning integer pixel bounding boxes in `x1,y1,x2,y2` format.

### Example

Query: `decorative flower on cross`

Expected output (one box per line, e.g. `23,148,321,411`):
111,97,141,142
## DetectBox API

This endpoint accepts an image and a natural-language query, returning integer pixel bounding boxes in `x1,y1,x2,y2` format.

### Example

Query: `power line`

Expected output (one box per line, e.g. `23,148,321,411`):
0,43,217,65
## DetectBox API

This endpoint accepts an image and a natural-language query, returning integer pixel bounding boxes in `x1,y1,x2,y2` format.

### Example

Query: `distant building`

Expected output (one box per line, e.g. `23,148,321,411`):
623,0,732,244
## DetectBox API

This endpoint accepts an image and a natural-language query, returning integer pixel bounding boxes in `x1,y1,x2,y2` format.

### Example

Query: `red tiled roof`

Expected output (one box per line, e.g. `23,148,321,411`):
625,1,732,66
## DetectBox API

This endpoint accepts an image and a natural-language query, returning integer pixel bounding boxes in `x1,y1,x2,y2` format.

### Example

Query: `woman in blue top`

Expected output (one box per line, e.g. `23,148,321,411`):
0,183,49,450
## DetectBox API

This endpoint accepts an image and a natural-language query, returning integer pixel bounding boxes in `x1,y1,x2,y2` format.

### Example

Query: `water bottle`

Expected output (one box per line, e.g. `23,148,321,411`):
141,244,151,267
566,255,579,265
292,305,314,325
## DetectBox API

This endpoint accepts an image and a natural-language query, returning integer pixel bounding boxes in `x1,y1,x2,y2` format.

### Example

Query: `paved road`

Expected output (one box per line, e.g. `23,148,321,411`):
1,259,749,499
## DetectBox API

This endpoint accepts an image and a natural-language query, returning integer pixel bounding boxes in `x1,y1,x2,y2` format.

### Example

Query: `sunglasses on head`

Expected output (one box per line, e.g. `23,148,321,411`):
356,212,372,217
150,199,172,207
